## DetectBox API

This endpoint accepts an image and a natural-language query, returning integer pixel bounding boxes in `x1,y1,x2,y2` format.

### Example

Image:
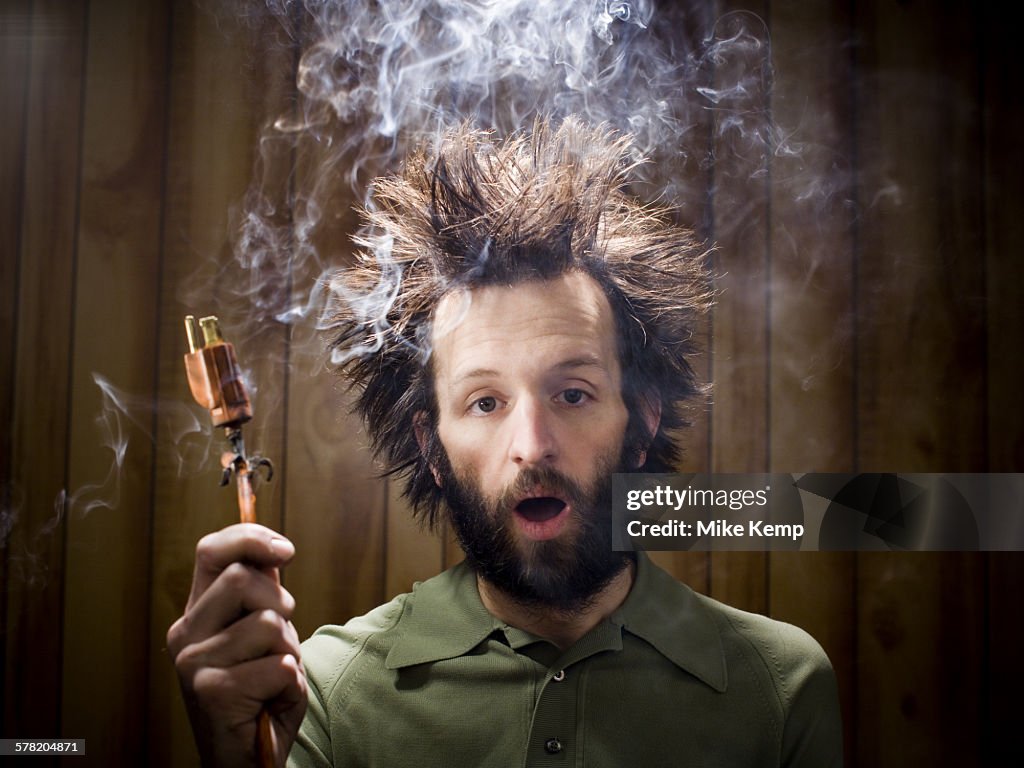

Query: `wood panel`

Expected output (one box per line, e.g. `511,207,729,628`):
59,1,171,763
855,8,986,475
646,0,716,594
857,553,985,766
707,0,771,614
283,378,388,637
765,2,858,762
145,4,293,765
0,3,1019,766
854,1,987,765
3,0,88,748
282,16,390,632
984,0,1024,474
384,480,444,600
983,4,1024,766
0,0,33,734
988,553,1024,766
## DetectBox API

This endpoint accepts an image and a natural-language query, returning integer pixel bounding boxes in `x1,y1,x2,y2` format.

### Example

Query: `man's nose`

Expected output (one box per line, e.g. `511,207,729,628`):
507,397,558,466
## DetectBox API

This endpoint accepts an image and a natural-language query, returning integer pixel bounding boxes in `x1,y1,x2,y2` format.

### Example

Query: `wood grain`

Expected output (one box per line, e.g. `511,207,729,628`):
282,53,390,636
0,0,33,734
854,1,987,765
385,479,444,600
60,1,170,764
766,2,858,761
646,2,715,592
983,4,1024,765
3,0,87,748
707,0,771,614
283,374,389,638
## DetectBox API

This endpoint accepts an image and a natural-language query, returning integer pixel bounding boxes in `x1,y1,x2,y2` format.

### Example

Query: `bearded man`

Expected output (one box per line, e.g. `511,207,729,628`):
168,118,843,767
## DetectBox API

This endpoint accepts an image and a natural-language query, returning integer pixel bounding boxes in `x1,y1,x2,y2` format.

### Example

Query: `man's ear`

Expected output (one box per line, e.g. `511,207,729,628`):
635,394,662,468
413,411,443,488
641,394,662,439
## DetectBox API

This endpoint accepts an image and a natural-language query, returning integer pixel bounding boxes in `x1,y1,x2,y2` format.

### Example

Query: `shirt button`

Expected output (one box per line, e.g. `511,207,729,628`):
544,738,563,754
552,669,566,682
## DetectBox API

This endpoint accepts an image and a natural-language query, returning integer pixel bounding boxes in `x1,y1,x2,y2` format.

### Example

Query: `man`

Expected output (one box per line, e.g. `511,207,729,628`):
168,118,843,767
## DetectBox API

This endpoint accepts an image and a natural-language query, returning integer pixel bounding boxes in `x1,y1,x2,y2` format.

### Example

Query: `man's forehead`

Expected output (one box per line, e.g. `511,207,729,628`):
430,272,620,379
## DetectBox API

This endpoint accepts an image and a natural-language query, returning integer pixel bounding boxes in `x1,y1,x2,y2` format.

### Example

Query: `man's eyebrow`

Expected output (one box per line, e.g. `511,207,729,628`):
554,355,610,373
451,367,501,383
451,357,609,383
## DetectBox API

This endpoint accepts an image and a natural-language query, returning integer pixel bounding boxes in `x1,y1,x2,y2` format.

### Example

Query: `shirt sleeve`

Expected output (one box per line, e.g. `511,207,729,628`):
287,669,333,768
778,629,844,768
285,597,408,768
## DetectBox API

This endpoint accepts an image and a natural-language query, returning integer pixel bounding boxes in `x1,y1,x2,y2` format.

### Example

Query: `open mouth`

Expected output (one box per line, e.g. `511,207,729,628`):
515,496,567,523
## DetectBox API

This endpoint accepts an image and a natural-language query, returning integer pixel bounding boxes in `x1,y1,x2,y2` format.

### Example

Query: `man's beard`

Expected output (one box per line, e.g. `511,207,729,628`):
436,445,633,615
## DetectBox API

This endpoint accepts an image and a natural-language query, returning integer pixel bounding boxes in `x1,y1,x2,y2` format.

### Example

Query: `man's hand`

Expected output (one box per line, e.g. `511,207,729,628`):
167,524,307,768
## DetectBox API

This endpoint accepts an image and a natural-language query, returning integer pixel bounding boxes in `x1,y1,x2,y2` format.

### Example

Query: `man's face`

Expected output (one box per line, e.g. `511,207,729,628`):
428,272,647,611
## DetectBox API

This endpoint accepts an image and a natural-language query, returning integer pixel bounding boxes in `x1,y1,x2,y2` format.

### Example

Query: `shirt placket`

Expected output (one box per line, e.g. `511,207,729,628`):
520,621,623,768
524,665,578,767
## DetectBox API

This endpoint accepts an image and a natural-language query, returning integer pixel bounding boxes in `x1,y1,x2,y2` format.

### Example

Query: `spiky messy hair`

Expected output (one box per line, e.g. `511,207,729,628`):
329,116,712,528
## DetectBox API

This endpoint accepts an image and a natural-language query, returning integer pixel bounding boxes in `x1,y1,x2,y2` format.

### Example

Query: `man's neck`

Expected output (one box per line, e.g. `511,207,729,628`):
476,560,636,650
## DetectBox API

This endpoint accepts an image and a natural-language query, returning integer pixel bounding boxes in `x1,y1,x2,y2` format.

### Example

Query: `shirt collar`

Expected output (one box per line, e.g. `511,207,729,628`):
384,554,727,693
610,553,727,692
385,560,502,670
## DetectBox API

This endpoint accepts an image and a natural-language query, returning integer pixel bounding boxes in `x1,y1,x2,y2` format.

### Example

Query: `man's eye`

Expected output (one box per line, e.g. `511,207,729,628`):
560,388,588,405
473,396,498,414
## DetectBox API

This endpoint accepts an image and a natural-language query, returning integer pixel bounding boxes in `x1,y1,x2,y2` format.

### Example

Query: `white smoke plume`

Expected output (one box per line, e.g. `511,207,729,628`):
209,0,793,365
1,374,216,585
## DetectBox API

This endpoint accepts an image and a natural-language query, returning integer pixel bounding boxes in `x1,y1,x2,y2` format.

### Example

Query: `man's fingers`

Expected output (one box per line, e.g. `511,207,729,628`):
191,653,307,724
171,562,296,654
168,524,305,768
187,524,295,608
175,611,302,675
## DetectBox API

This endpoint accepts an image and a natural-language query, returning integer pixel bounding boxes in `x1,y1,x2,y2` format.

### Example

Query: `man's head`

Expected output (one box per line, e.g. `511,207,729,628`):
329,117,710,605
332,115,711,508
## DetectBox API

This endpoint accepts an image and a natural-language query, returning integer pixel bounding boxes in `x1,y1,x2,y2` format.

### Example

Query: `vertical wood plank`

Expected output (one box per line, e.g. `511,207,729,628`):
284,377,388,638
59,0,170,763
0,1,31,488
282,45,390,634
982,4,1024,765
707,0,771,614
3,0,87,746
766,2,856,474
645,1,715,594
857,553,985,766
0,0,34,729
765,3,857,762
983,0,1024,473
854,1,987,765
385,480,444,600
145,5,293,765
987,554,1024,766
855,11,986,475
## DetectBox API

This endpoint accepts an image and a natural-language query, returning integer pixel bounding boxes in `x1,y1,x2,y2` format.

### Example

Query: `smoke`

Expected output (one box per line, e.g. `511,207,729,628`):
0,374,215,584
200,0,799,368
62,374,216,515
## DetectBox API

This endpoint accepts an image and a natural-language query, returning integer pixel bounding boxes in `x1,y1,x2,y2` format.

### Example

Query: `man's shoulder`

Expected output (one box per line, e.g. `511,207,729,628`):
300,563,474,699
689,588,834,706
300,592,409,699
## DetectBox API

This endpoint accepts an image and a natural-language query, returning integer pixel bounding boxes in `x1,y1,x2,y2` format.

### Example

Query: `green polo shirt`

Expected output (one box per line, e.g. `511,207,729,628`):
289,554,842,767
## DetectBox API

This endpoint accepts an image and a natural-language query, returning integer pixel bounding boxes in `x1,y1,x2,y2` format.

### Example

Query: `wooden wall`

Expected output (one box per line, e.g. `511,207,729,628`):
1,1,1021,765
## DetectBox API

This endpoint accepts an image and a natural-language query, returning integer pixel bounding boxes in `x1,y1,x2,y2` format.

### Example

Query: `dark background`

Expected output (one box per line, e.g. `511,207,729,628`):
1,0,1022,765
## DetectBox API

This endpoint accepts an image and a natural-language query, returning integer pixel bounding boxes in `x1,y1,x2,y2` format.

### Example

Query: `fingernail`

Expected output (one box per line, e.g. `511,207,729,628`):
270,536,295,559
